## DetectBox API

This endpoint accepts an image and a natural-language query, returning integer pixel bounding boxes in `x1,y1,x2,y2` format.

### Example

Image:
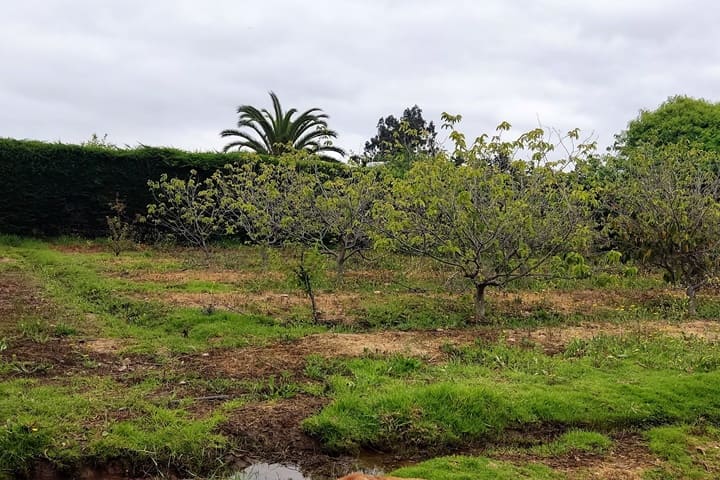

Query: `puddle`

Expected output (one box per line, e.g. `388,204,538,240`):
229,463,311,479
228,461,392,480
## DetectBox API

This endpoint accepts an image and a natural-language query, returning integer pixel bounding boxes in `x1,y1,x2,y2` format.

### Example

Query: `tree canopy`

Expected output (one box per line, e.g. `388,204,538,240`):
361,105,438,169
373,122,594,323
615,95,720,152
607,143,720,314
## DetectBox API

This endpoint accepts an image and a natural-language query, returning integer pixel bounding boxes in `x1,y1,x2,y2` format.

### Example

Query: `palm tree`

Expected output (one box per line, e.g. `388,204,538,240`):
221,92,345,158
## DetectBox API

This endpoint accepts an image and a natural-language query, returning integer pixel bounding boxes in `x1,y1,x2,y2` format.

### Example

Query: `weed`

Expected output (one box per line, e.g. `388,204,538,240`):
18,319,51,344
249,371,300,399
529,430,612,457
10,361,53,375
52,323,77,337
106,194,136,257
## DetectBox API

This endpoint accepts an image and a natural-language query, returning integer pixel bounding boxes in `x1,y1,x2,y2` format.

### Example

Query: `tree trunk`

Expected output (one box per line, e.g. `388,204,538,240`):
687,285,698,316
473,283,488,324
260,244,270,271
335,245,347,286
307,285,319,323
200,240,212,265
297,250,319,323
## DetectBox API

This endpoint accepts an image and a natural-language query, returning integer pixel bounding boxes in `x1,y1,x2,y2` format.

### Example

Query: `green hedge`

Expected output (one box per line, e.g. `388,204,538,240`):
0,138,346,237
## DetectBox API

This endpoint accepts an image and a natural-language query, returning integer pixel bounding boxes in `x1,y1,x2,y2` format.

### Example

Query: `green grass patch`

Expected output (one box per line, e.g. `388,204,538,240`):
529,430,612,457
0,376,230,477
0,378,105,474
645,424,720,479
564,333,720,372
390,455,563,479
90,405,226,474
304,336,720,453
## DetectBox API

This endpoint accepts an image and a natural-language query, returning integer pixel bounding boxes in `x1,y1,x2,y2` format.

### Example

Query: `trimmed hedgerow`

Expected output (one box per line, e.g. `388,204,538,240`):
0,138,345,237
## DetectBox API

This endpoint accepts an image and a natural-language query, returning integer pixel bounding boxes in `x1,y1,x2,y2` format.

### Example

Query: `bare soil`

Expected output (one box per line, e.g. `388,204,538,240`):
0,272,50,332
496,287,684,316
474,431,659,480
549,433,660,480
504,319,720,354
223,395,327,455
118,269,285,284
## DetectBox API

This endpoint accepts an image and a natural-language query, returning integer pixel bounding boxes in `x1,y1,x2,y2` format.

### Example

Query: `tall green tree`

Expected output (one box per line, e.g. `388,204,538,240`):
614,96,720,152
607,143,720,315
360,105,438,171
221,92,345,158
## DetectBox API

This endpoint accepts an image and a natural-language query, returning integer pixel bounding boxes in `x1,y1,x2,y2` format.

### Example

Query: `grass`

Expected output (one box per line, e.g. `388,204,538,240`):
0,376,230,478
90,406,227,473
2,241,327,353
354,294,474,330
528,429,612,457
645,424,720,479
304,335,720,452
390,455,563,479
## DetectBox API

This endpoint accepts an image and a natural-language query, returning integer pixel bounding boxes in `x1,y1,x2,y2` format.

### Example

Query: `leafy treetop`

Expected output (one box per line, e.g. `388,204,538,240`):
615,95,720,152
361,105,438,169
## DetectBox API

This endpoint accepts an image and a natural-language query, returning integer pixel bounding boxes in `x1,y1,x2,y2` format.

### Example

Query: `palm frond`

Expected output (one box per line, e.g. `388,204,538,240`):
221,92,344,157
221,131,269,154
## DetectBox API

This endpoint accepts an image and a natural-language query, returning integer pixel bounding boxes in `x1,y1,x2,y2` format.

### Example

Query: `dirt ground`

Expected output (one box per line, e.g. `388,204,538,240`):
0,272,49,331
117,269,286,284
220,395,353,477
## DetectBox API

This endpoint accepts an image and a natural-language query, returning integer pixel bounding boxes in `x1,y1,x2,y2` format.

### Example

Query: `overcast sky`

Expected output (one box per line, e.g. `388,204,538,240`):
2,0,718,156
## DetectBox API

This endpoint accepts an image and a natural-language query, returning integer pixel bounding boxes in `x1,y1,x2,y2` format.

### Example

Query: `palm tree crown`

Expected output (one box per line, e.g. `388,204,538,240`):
221,92,345,158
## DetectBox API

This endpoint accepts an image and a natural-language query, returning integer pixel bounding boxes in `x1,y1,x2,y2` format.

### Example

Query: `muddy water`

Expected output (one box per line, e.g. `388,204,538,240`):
230,463,310,479
229,460,392,480
31,453,403,480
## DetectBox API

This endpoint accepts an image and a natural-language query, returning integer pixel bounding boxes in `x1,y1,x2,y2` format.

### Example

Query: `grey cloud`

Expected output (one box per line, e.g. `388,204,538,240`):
1,0,718,154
